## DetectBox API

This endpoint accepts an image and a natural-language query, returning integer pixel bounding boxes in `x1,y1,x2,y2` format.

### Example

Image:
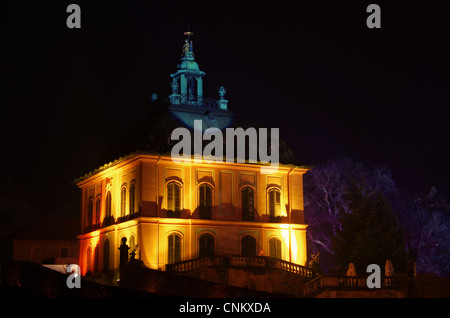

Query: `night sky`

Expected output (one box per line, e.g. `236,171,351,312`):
2,1,450,222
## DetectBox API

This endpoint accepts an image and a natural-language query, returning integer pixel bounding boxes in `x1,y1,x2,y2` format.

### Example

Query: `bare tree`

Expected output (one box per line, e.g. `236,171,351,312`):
303,157,397,273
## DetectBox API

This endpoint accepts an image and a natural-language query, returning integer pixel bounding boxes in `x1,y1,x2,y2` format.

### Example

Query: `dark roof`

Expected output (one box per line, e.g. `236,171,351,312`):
76,100,301,183
13,217,80,241
107,100,297,161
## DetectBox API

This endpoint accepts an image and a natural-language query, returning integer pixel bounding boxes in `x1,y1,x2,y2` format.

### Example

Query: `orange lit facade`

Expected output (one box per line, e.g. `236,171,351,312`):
76,36,310,276
77,155,309,275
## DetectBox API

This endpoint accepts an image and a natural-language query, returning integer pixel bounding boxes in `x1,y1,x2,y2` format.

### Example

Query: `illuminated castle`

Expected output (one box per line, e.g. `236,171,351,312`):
76,33,310,278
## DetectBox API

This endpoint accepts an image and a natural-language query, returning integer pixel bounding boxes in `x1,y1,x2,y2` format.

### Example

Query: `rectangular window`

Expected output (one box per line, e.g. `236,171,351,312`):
242,187,255,221
121,187,127,217
167,183,181,212
129,183,135,214
269,189,281,222
95,197,101,225
31,246,40,260
199,184,212,219
269,239,282,259
168,234,181,264
60,247,69,258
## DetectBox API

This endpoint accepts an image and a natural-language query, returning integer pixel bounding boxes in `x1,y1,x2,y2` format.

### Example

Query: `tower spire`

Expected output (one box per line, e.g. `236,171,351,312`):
170,29,205,106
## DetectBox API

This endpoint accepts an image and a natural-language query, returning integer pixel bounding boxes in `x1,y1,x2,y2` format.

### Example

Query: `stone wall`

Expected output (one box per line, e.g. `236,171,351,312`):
163,265,309,295
122,261,291,297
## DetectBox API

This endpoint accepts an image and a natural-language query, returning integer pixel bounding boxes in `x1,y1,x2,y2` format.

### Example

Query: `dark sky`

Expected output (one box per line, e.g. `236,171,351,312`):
2,0,450,219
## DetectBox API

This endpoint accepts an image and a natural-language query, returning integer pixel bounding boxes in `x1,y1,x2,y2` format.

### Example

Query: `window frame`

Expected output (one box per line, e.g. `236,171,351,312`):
198,183,213,219
103,238,110,274
129,181,136,215
30,246,40,261
268,237,282,259
167,232,183,265
105,191,112,218
87,197,94,226
95,195,102,225
60,246,69,258
198,232,216,258
267,187,282,222
120,184,127,218
166,181,182,218
240,234,257,257
241,185,256,221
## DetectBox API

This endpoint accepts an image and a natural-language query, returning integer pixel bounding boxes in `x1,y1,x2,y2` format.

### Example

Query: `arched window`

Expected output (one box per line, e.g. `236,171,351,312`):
241,187,255,221
199,233,215,258
129,182,135,215
128,235,137,260
120,186,127,218
95,196,101,225
199,184,212,219
87,198,94,226
129,235,136,251
103,239,110,274
94,245,99,273
105,191,112,218
241,235,257,257
167,182,181,218
167,233,182,264
269,237,282,259
268,188,281,222
86,245,93,274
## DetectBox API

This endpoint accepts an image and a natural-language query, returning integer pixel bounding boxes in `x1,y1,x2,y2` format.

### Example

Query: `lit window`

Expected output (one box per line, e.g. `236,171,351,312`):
120,186,127,218
167,182,181,217
241,187,255,221
168,234,182,264
95,196,101,225
129,182,135,215
268,188,281,221
105,191,112,218
199,184,212,219
129,235,136,251
269,238,282,259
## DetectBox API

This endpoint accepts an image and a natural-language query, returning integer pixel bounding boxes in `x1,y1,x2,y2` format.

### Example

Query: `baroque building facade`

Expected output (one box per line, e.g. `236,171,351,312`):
76,35,310,276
